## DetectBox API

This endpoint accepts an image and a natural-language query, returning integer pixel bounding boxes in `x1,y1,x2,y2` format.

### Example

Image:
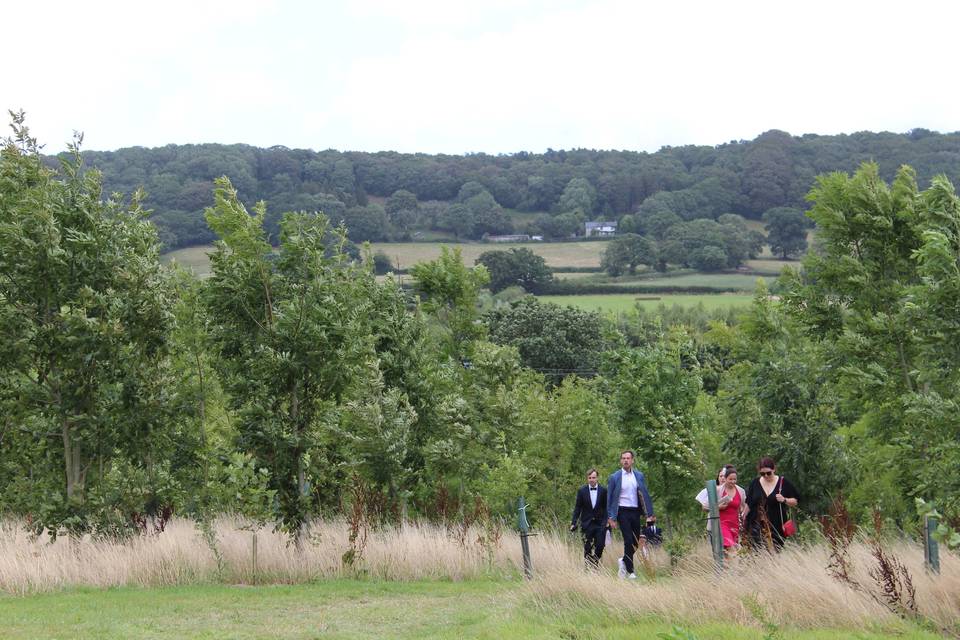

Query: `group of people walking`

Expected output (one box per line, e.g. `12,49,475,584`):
570,451,800,577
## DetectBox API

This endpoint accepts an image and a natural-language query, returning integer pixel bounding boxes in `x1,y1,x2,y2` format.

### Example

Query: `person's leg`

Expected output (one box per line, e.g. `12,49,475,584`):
594,525,606,562
618,509,640,574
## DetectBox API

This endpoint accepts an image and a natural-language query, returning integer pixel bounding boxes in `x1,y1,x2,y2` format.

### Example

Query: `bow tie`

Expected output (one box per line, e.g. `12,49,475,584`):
589,487,598,491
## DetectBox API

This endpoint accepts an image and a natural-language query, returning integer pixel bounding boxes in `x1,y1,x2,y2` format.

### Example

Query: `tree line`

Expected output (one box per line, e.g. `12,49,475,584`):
69,128,960,250
4,115,959,546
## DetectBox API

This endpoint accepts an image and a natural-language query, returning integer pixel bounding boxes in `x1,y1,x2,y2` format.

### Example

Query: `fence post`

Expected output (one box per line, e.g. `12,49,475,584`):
251,531,259,584
924,515,940,575
706,481,724,571
518,496,533,579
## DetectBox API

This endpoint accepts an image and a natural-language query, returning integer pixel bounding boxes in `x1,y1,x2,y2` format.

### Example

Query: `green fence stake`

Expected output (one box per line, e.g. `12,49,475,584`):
924,515,940,575
518,496,533,579
706,481,723,571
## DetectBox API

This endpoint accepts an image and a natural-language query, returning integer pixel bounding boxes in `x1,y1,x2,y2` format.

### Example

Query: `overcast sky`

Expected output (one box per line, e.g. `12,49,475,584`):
5,0,958,154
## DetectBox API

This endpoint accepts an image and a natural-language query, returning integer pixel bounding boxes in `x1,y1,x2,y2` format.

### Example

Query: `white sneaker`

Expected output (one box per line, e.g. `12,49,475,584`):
627,573,638,580
617,557,627,578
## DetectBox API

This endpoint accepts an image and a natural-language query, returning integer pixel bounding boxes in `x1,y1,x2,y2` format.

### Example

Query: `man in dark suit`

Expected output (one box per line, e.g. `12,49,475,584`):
570,468,608,569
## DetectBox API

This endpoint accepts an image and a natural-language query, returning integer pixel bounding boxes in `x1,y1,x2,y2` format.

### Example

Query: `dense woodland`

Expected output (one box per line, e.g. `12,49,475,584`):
3,114,959,552
72,128,960,251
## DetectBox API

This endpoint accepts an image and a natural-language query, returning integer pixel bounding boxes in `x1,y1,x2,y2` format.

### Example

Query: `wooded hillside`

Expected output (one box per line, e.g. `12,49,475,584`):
71,128,960,249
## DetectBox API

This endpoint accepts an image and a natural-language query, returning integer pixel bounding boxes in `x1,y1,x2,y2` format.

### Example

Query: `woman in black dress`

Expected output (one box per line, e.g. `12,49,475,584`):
743,456,799,550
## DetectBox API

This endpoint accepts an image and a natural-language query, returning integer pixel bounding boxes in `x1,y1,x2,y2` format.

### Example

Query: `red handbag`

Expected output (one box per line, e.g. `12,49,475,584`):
778,477,796,537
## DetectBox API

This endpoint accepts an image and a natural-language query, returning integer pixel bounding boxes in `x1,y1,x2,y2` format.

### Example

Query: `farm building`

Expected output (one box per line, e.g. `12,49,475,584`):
584,221,617,237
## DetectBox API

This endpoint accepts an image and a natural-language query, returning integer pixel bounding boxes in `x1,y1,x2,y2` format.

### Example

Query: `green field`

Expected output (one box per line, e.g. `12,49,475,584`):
743,258,801,276
161,245,216,277
0,580,939,640
161,241,610,278
539,293,756,313
601,272,772,289
370,241,608,269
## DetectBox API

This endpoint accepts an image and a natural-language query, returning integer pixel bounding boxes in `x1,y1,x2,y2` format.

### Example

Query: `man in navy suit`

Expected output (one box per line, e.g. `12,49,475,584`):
607,450,656,579
570,468,608,568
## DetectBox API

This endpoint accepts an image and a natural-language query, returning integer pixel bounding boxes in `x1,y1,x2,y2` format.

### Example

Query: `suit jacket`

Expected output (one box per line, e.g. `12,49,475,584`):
571,484,607,531
606,468,655,521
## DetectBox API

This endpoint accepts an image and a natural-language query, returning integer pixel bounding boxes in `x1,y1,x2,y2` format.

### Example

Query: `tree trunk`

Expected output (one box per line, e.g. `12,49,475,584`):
62,417,85,504
290,381,310,545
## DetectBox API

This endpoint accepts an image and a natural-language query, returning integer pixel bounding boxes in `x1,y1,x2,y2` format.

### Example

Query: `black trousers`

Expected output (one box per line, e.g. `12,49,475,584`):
617,507,643,574
581,523,606,567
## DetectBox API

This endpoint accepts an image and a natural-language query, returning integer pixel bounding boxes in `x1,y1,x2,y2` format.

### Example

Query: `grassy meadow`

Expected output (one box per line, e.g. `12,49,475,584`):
162,241,611,277
0,519,955,639
540,293,757,313
161,240,798,317
2,581,947,640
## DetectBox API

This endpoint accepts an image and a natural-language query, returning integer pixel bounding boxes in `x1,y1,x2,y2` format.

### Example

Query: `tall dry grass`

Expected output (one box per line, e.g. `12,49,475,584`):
529,538,960,632
0,517,573,594
1,518,957,632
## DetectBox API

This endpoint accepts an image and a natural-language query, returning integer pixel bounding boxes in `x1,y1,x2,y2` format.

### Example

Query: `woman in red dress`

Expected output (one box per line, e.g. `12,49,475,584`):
717,466,746,555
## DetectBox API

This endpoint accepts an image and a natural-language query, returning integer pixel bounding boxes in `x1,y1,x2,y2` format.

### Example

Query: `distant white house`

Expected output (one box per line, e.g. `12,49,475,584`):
584,221,617,237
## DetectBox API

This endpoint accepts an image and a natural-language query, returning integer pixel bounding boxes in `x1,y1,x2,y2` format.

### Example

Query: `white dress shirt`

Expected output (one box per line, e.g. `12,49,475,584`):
619,469,638,507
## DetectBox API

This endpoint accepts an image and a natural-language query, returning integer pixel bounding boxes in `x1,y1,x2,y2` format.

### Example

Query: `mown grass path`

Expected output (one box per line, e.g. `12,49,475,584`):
0,579,943,639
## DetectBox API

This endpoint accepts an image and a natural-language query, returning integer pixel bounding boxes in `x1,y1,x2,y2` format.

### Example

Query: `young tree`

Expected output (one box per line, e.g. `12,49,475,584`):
0,113,176,535
780,163,960,519
410,247,489,355
204,177,378,537
600,334,704,519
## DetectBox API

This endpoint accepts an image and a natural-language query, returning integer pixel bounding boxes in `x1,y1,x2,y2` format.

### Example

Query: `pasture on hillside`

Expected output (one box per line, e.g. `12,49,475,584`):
161,241,611,277
161,242,801,287
538,293,757,313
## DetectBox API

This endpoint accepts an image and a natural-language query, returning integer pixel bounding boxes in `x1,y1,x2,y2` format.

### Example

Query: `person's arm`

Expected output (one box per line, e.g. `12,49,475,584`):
738,486,749,520
777,478,799,508
570,489,583,531
743,480,758,524
606,475,618,529
636,471,655,521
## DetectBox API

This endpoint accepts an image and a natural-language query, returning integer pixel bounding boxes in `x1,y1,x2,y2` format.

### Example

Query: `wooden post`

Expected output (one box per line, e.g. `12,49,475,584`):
252,531,259,584
706,481,723,571
924,515,940,575
518,496,533,579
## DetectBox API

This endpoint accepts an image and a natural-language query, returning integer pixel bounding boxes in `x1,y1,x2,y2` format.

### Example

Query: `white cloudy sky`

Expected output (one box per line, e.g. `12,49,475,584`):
4,0,957,153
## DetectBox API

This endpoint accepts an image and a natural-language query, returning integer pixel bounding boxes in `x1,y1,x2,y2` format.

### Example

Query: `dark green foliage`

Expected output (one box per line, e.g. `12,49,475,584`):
71,129,960,251
689,245,728,272
660,217,761,270
343,204,388,242
601,233,658,276
475,248,553,293
763,206,809,258
484,297,609,381
371,251,394,275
